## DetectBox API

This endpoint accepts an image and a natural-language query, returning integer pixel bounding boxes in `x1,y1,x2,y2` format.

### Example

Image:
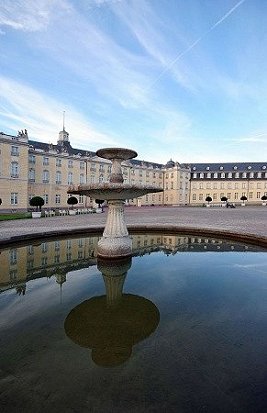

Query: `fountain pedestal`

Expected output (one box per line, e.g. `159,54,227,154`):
97,200,132,258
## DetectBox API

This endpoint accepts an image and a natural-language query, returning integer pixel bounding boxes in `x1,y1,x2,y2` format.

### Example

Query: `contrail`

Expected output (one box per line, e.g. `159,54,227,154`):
147,0,246,91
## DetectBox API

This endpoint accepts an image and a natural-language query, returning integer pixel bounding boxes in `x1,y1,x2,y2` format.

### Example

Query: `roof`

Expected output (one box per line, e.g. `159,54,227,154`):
190,162,267,172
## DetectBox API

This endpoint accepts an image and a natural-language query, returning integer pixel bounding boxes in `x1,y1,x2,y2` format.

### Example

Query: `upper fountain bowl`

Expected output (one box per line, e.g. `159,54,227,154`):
96,148,137,161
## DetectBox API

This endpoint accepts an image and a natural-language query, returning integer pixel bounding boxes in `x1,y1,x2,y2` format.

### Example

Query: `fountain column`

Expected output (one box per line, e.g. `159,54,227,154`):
97,200,132,258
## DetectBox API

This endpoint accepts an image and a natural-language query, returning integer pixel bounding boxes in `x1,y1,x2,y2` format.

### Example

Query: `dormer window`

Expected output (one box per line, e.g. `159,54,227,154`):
206,166,210,170
262,166,266,170
219,166,224,170
233,166,238,170
248,166,252,170
192,167,196,170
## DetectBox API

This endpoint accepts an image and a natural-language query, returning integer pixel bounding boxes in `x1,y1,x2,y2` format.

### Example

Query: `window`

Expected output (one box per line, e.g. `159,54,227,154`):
249,192,253,199
55,241,60,251
234,183,239,189
200,173,204,179
234,192,238,199
56,158,62,167
43,170,49,183
199,194,203,201
43,194,49,204
213,193,217,200
257,192,261,199
249,172,254,178
80,174,85,184
79,195,84,203
213,182,217,189
99,164,104,172
11,146,19,156
257,172,262,178
10,249,17,265
192,194,196,201
99,174,104,183
80,161,85,169
227,182,232,189
213,172,218,178
221,172,225,178
55,194,61,204
41,242,48,253
219,166,224,170
242,172,247,178
228,172,232,178
206,182,211,189
29,154,35,163
43,156,49,166
27,167,35,182
220,183,225,189
227,193,231,199
11,192,18,205
68,160,73,168
207,172,211,178
68,172,73,185
193,173,197,178
10,161,19,177
257,182,261,189
235,172,239,178
56,171,62,184
199,182,203,189
242,182,246,189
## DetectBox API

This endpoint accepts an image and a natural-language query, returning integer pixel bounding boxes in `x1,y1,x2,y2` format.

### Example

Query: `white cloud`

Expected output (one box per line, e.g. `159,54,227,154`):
0,0,69,32
0,76,117,148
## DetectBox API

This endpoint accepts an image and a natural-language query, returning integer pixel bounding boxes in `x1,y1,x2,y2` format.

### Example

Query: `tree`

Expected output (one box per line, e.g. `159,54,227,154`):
67,196,78,209
205,196,212,204
261,195,267,201
240,195,247,201
221,196,228,202
29,196,44,211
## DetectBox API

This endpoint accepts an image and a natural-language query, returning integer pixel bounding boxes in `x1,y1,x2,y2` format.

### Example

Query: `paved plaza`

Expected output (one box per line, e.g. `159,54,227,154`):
0,205,266,247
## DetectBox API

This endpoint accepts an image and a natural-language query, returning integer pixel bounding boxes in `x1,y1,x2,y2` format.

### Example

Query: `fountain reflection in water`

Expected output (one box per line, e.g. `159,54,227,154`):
64,257,160,367
68,148,163,258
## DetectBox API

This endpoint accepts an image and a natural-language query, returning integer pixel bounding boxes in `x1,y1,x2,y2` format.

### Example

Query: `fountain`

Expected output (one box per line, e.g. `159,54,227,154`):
68,148,163,258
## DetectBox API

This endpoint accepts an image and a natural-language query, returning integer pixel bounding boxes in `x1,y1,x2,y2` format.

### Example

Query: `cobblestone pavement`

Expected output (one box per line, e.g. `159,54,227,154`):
0,205,266,246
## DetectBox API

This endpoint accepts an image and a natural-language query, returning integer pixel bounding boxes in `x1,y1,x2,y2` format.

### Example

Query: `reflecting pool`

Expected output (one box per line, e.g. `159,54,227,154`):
1,234,267,413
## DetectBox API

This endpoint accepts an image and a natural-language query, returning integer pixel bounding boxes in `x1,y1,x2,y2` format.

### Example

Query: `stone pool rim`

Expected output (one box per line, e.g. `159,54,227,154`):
0,224,266,250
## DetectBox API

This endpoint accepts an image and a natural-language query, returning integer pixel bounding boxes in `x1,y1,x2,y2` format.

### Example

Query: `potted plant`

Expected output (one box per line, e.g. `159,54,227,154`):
261,195,267,206
95,199,104,213
240,195,247,206
221,196,228,207
205,196,212,207
30,196,44,218
67,196,78,215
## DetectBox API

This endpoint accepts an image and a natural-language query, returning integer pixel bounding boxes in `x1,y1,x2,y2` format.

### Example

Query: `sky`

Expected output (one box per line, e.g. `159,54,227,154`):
0,0,267,164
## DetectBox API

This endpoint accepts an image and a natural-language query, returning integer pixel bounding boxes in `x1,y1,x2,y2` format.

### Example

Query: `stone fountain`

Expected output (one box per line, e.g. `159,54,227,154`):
68,148,163,258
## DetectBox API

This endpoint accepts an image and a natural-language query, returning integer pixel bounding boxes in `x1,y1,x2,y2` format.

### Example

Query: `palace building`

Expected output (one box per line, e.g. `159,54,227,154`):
0,127,266,212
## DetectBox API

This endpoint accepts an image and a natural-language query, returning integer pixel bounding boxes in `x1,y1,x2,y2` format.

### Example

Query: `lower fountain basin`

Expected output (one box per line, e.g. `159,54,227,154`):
1,232,266,413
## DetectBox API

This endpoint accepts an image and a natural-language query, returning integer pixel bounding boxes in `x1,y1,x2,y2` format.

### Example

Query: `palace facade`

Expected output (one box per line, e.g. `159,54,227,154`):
0,128,266,212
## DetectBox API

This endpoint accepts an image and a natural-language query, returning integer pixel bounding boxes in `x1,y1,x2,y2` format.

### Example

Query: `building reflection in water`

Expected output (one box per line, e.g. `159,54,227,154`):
64,257,160,367
0,233,263,295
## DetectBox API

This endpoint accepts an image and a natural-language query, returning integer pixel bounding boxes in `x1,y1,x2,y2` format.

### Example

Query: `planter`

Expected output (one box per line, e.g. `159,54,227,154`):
262,202,266,206
69,210,76,215
206,204,210,207
241,203,246,207
96,208,103,213
32,211,41,218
